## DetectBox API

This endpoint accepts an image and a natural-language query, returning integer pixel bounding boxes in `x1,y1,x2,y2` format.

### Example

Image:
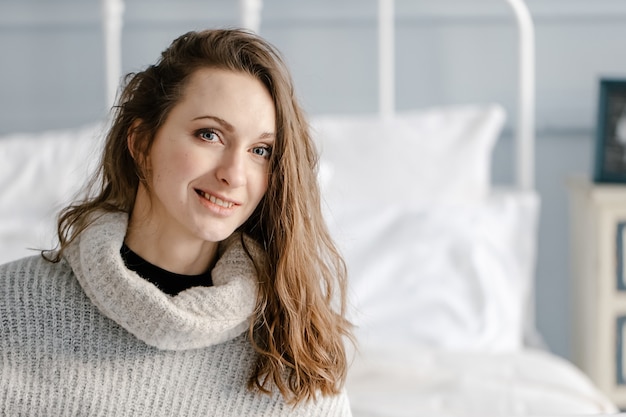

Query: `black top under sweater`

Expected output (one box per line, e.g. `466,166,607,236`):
120,243,213,296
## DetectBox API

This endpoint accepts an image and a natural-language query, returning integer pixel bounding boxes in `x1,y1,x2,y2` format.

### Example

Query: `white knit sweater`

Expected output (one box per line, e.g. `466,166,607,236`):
0,212,352,416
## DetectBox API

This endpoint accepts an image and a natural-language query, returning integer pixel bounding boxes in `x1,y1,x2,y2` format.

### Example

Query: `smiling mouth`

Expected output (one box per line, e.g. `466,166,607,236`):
195,190,235,208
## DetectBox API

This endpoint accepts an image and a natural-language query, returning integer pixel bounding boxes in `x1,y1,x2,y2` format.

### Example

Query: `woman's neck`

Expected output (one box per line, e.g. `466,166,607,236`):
125,201,219,276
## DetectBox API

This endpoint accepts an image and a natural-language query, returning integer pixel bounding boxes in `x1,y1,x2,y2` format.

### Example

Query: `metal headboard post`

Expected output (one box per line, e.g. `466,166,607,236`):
239,0,263,33
505,0,536,191
378,0,395,119
101,0,125,111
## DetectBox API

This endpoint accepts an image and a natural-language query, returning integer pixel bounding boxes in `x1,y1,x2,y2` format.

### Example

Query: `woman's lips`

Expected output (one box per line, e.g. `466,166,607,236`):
195,189,236,208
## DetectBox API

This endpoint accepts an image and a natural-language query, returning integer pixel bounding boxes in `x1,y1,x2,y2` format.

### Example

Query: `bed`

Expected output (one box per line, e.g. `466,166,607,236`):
0,0,621,415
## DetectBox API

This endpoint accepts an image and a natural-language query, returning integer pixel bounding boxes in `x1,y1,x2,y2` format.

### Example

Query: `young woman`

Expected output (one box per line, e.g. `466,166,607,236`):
0,29,353,416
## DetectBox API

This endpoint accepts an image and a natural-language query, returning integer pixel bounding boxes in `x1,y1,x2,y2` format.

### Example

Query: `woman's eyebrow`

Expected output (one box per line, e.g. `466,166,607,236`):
259,132,276,141
192,115,235,132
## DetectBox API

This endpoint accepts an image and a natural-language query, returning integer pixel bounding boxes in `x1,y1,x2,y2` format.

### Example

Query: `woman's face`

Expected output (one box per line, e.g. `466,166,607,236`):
134,67,276,245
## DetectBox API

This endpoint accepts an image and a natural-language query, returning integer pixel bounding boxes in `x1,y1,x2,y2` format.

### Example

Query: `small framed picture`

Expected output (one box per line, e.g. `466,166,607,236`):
594,78,626,183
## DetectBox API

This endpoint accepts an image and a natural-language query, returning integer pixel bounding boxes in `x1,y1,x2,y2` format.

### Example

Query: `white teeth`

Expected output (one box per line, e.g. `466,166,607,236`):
202,192,234,208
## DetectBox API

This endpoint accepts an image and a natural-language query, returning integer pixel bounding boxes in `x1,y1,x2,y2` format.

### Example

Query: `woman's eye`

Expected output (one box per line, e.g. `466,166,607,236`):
252,146,272,159
198,129,219,142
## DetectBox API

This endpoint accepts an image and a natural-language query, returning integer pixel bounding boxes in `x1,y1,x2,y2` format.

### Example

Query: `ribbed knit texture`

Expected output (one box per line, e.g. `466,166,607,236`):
0,213,352,416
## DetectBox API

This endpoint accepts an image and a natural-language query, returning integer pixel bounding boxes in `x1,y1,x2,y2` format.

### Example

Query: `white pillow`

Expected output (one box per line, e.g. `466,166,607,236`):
327,189,540,352
0,123,105,264
311,104,505,211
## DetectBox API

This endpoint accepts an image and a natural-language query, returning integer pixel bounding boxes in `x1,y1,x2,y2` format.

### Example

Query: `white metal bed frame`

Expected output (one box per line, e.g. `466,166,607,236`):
100,0,535,190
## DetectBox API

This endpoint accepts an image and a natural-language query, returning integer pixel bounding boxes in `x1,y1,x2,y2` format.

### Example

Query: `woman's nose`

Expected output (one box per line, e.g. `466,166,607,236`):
215,149,246,187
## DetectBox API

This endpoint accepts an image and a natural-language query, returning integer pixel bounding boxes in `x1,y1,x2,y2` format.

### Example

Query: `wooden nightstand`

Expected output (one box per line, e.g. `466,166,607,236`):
568,175,626,408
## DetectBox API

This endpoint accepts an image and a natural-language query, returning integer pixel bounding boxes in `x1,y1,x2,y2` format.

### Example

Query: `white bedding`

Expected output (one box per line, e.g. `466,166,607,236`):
312,106,539,351
327,190,539,352
346,346,619,417
0,123,104,264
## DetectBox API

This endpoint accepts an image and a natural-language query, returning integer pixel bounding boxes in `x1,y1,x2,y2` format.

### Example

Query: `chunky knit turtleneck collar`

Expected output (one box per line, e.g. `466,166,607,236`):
64,211,263,351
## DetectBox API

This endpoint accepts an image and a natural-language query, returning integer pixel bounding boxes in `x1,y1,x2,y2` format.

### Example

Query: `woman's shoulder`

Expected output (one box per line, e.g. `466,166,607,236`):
286,389,353,417
0,254,77,299
0,252,70,273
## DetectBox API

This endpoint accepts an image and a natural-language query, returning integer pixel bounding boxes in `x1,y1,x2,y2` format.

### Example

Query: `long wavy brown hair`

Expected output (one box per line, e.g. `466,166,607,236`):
50,29,353,404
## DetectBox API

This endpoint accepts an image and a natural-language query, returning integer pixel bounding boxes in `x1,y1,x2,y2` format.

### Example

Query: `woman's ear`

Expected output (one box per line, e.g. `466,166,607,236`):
127,119,149,181
127,119,143,162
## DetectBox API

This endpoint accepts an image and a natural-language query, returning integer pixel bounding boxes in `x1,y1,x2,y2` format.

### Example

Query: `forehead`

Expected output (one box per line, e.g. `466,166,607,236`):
182,68,267,102
174,67,275,126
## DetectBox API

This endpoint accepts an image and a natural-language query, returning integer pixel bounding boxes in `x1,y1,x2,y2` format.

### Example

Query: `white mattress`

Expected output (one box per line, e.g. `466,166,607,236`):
346,346,619,417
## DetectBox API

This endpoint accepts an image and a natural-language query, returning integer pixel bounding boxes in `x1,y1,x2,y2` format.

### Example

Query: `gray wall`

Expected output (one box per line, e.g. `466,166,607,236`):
1,0,625,361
